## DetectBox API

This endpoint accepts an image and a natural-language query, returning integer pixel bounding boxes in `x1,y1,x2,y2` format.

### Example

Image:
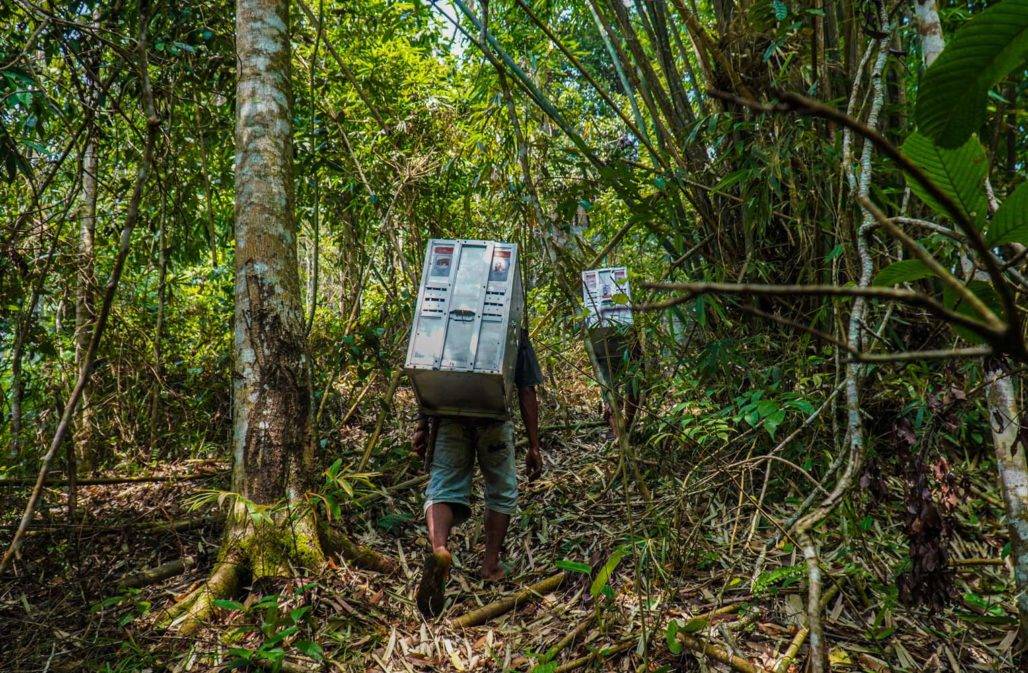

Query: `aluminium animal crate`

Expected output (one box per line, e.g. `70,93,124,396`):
581,266,634,386
404,239,524,420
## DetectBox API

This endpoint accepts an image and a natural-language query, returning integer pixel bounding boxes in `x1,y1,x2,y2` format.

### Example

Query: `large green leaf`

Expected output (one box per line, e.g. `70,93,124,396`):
872,259,935,287
986,183,1028,246
901,132,988,223
590,546,630,599
915,0,1028,148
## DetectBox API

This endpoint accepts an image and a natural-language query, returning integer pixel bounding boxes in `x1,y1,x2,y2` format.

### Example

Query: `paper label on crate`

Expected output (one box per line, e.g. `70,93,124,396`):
581,266,633,327
430,245,454,278
489,249,511,282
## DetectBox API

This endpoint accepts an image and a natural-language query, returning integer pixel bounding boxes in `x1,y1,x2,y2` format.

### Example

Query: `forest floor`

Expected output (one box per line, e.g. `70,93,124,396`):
0,387,1021,672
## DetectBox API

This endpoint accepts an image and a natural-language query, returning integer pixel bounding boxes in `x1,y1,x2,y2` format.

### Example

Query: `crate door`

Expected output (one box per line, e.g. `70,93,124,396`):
408,242,456,367
441,242,492,369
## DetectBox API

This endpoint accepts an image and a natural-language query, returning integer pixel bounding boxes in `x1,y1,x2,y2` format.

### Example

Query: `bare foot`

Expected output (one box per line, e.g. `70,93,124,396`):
481,565,506,583
416,549,452,617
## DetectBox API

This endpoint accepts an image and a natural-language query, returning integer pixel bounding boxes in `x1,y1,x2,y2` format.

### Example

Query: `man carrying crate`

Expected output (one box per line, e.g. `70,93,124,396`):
411,328,543,617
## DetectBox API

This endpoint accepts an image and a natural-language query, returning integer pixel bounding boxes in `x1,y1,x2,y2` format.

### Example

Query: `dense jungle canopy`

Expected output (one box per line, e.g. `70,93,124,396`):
1,0,1027,671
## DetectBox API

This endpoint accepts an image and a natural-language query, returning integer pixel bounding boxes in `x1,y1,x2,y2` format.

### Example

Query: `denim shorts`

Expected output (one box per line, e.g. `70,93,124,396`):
424,418,517,521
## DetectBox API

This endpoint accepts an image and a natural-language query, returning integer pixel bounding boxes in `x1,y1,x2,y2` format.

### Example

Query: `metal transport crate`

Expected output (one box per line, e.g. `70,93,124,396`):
581,267,634,386
405,239,524,420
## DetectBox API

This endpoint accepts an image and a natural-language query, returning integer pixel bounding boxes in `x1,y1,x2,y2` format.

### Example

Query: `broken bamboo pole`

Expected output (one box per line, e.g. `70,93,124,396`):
677,632,770,673
542,613,596,664
553,638,634,673
452,572,566,627
773,581,842,673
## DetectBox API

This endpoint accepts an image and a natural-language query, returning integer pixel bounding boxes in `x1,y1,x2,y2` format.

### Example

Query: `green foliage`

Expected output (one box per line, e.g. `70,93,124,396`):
872,260,935,287
752,564,805,596
666,615,708,654
901,132,988,223
590,544,633,599
222,589,323,671
985,183,1028,246
555,559,592,574
915,0,1028,147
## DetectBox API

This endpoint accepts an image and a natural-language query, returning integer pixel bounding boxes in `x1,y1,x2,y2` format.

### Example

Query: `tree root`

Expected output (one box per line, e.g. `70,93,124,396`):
155,554,243,635
319,524,398,574
155,505,395,636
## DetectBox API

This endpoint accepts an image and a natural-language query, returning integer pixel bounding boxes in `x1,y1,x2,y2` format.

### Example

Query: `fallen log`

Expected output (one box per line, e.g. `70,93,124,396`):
452,572,566,628
15,517,216,537
118,556,195,590
0,470,228,487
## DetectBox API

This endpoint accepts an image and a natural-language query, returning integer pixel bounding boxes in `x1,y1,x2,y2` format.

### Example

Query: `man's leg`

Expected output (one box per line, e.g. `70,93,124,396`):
417,420,471,617
482,508,510,581
426,502,455,556
478,421,517,581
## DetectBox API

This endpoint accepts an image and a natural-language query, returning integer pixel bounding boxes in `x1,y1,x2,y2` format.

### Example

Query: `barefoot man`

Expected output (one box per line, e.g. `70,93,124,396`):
412,328,543,617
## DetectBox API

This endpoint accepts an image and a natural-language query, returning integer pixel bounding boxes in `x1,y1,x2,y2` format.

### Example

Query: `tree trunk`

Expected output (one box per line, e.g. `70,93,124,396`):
984,360,1028,651
914,0,945,68
148,205,168,452
161,0,326,634
74,122,99,474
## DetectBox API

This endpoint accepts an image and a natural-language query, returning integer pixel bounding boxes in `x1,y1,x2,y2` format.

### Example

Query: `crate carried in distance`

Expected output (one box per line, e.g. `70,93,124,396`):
405,239,524,420
581,267,634,386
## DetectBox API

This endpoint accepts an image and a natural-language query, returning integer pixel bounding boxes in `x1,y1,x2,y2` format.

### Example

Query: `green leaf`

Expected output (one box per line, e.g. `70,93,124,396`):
916,0,1028,148
764,408,786,438
986,183,1028,246
213,599,246,612
294,640,324,660
901,132,988,223
590,546,630,599
665,620,683,654
772,0,789,21
872,260,935,287
555,559,592,574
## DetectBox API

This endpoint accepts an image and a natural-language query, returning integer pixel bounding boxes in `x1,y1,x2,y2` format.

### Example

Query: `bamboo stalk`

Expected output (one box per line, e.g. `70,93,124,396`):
452,572,566,628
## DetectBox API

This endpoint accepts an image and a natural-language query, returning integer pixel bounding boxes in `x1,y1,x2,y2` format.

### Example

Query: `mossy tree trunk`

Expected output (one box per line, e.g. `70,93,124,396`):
160,0,399,637
161,0,324,634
